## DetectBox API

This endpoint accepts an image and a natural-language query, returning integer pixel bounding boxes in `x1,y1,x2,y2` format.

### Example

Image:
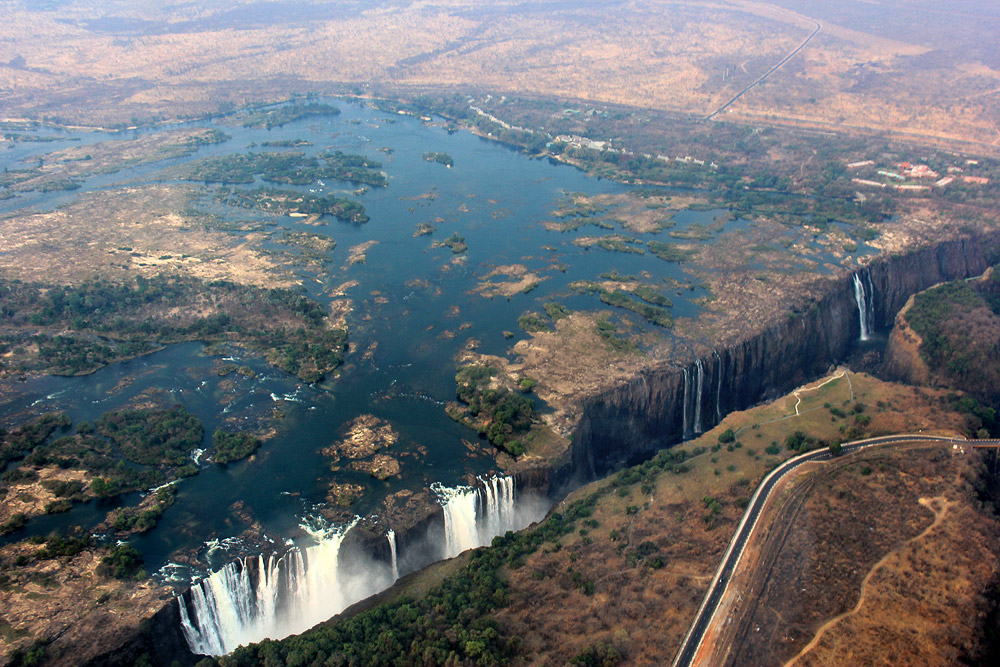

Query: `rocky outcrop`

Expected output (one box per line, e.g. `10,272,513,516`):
149,233,998,657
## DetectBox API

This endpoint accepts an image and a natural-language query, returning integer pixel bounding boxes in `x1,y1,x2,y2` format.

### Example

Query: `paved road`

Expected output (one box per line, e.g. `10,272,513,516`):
671,434,998,667
706,20,821,121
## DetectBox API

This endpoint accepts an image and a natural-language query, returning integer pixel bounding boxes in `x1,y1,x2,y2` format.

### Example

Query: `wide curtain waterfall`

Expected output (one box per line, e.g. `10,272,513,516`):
178,520,385,656
432,475,519,559
179,475,534,656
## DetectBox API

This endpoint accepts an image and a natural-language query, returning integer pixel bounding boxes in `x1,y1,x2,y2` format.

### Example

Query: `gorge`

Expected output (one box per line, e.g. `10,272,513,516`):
147,231,998,663
1,96,997,666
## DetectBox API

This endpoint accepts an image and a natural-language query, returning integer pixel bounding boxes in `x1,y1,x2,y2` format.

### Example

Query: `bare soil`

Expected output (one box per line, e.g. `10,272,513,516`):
0,184,290,288
719,444,1000,667
0,540,173,665
2,2,997,147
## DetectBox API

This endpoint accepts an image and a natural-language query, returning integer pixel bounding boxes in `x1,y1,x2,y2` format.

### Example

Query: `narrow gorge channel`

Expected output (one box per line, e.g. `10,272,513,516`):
565,233,995,482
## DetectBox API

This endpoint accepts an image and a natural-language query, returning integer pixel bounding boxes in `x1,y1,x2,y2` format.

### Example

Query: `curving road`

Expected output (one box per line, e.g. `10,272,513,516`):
671,434,999,667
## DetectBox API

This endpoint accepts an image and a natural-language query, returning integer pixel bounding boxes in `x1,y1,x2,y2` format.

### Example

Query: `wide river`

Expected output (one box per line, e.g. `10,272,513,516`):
0,98,824,651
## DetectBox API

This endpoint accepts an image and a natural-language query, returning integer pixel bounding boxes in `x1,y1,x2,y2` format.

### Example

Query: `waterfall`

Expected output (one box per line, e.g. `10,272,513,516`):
180,476,537,656
432,475,519,559
694,359,704,434
387,529,399,581
852,271,875,340
713,350,723,423
681,367,691,439
433,482,480,558
479,475,517,538
178,520,373,656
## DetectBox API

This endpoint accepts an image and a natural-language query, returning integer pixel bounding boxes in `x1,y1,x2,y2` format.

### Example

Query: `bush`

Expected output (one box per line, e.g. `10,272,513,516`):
571,641,623,666
0,512,27,535
98,543,144,580
213,431,261,464
718,428,736,444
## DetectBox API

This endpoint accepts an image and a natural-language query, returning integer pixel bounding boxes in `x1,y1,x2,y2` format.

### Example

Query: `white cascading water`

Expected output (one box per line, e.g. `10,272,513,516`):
180,476,535,656
432,475,518,559
681,366,691,439
178,519,369,656
479,475,517,539
387,529,399,581
852,271,875,340
433,482,480,558
694,359,704,434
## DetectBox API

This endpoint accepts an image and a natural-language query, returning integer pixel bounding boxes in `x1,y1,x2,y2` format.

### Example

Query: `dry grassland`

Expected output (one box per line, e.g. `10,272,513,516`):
492,371,987,664
0,539,172,666
2,1,997,147
721,443,999,667
0,185,290,287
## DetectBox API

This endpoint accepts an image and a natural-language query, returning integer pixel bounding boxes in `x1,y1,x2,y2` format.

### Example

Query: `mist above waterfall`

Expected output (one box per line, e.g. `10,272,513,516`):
178,518,397,656
179,475,549,656
433,475,548,560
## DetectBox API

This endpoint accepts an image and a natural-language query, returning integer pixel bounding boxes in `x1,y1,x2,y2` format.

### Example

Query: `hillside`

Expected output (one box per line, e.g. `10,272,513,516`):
211,372,1000,665
884,267,1000,432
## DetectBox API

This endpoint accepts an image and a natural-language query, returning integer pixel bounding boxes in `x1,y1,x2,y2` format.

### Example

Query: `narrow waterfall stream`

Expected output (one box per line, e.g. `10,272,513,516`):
387,529,399,582
852,271,876,340
694,358,704,435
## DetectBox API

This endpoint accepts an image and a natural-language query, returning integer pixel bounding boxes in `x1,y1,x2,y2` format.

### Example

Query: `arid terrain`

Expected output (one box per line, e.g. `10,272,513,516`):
1,1,999,665
1,1,999,149
309,371,1000,666
713,440,1000,666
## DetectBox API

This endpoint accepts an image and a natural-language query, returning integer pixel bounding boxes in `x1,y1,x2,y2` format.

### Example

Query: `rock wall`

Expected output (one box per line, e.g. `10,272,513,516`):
568,234,996,479
151,233,997,659
80,598,197,667
881,294,934,386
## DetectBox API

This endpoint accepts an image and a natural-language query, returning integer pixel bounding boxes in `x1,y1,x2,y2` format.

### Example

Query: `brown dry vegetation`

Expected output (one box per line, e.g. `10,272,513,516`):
0,468,91,525
2,128,226,192
883,268,1000,409
503,311,674,437
492,371,980,664
882,294,935,387
677,201,1000,349
718,444,1000,667
0,184,289,287
1,1,998,148
475,265,547,299
0,539,172,666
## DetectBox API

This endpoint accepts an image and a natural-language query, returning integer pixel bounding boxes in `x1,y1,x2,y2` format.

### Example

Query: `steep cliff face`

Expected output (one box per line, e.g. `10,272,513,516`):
79,598,196,667
153,234,997,657
866,236,993,331
882,294,933,386
569,234,995,479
